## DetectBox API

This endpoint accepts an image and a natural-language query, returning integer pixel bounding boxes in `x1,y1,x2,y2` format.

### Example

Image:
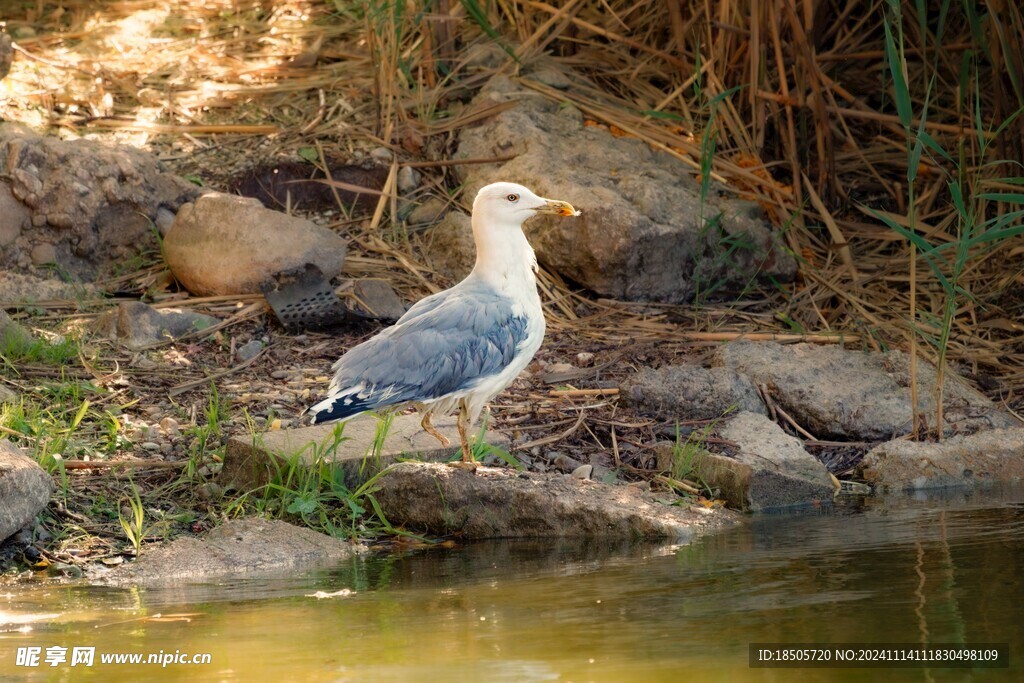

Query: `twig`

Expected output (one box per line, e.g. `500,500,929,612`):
514,409,587,451
773,402,819,442
399,155,516,168
653,474,702,496
548,388,619,397
59,460,186,470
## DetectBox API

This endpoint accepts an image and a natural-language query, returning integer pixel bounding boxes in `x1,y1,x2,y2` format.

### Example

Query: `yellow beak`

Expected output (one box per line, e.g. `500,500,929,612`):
536,199,581,217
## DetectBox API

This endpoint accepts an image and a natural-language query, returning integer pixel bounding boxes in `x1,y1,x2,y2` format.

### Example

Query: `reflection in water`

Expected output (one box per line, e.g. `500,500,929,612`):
1,486,1022,682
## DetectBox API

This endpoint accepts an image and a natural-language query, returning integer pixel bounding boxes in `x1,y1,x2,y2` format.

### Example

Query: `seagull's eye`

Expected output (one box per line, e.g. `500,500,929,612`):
506,193,519,202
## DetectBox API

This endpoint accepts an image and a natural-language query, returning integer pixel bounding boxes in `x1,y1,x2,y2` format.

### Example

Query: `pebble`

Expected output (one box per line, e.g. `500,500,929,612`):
197,483,223,501
370,147,393,160
270,370,291,380
236,339,264,362
141,441,160,452
545,362,575,375
576,351,595,365
571,464,593,480
552,453,583,472
159,417,180,434
397,166,421,193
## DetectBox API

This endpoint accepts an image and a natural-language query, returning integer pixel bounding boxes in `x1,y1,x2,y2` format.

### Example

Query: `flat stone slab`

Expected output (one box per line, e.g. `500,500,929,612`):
1,440,54,542
221,413,510,491
103,518,355,585
373,461,738,540
858,427,1024,491
690,412,837,511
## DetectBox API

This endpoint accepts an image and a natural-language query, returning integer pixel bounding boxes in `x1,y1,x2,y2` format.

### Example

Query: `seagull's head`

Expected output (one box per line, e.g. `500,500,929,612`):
472,182,580,229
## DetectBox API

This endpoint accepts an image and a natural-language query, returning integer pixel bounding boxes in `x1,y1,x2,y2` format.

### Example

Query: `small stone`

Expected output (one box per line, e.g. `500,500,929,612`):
552,453,583,473
159,417,180,434
155,206,176,237
0,385,16,404
406,197,447,225
236,339,264,362
197,483,223,501
571,464,593,480
29,243,57,266
141,442,160,452
397,166,421,194
576,352,595,365
530,66,573,90
270,370,291,380
370,147,393,160
545,362,575,375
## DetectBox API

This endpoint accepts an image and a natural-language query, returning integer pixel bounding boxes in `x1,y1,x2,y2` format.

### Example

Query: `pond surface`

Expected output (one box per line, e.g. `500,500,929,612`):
2,486,1022,682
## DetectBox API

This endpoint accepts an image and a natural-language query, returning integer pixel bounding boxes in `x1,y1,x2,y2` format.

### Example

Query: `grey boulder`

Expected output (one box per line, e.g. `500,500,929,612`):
454,76,795,303
712,341,1017,440
0,440,54,543
858,428,1024,491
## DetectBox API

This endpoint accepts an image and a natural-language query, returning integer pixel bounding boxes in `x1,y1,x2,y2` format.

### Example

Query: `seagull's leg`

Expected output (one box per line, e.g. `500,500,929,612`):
457,401,475,463
420,412,451,447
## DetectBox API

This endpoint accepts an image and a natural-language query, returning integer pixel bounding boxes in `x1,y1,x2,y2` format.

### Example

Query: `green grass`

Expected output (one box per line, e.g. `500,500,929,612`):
227,419,398,539
118,476,150,556
0,334,81,367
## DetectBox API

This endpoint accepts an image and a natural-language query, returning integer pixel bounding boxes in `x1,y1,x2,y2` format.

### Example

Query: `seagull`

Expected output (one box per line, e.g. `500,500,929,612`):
307,182,579,465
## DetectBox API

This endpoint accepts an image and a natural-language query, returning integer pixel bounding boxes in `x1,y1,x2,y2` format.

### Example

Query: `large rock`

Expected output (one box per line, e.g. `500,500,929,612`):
372,461,737,539
620,364,767,420
163,193,348,296
106,518,354,585
713,341,1017,440
858,428,1024,491
93,301,219,349
0,440,54,542
0,123,200,279
454,76,796,303
691,412,835,511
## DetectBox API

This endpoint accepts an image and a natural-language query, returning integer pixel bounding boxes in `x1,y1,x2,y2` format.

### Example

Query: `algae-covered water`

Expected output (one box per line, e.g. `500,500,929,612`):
2,487,1022,682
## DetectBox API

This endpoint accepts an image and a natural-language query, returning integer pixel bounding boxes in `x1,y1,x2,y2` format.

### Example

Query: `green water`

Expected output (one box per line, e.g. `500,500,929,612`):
2,487,1022,682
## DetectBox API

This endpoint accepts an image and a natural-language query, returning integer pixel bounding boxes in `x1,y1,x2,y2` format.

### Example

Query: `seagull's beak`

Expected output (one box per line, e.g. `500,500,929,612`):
535,198,581,217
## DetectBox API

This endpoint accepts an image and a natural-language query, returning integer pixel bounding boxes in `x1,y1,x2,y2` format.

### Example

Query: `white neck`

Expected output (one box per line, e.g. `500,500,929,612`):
469,214,538,292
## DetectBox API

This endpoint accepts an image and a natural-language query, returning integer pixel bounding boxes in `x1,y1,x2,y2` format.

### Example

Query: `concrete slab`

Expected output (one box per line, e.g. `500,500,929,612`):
220,413,510,491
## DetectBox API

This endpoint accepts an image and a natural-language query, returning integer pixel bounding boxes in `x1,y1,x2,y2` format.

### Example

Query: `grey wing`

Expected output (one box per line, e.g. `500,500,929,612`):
328,288,528,407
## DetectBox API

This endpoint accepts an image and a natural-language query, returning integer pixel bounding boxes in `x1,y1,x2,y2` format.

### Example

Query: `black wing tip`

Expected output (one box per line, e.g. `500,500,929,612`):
308,396,373,425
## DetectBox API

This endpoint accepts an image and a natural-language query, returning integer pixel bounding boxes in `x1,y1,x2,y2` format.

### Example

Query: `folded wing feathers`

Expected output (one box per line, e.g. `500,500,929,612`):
308,284,528,425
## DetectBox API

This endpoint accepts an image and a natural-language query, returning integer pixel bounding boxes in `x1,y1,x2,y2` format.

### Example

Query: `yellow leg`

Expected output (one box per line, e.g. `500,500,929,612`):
457,402,475,463
421,412,451,447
